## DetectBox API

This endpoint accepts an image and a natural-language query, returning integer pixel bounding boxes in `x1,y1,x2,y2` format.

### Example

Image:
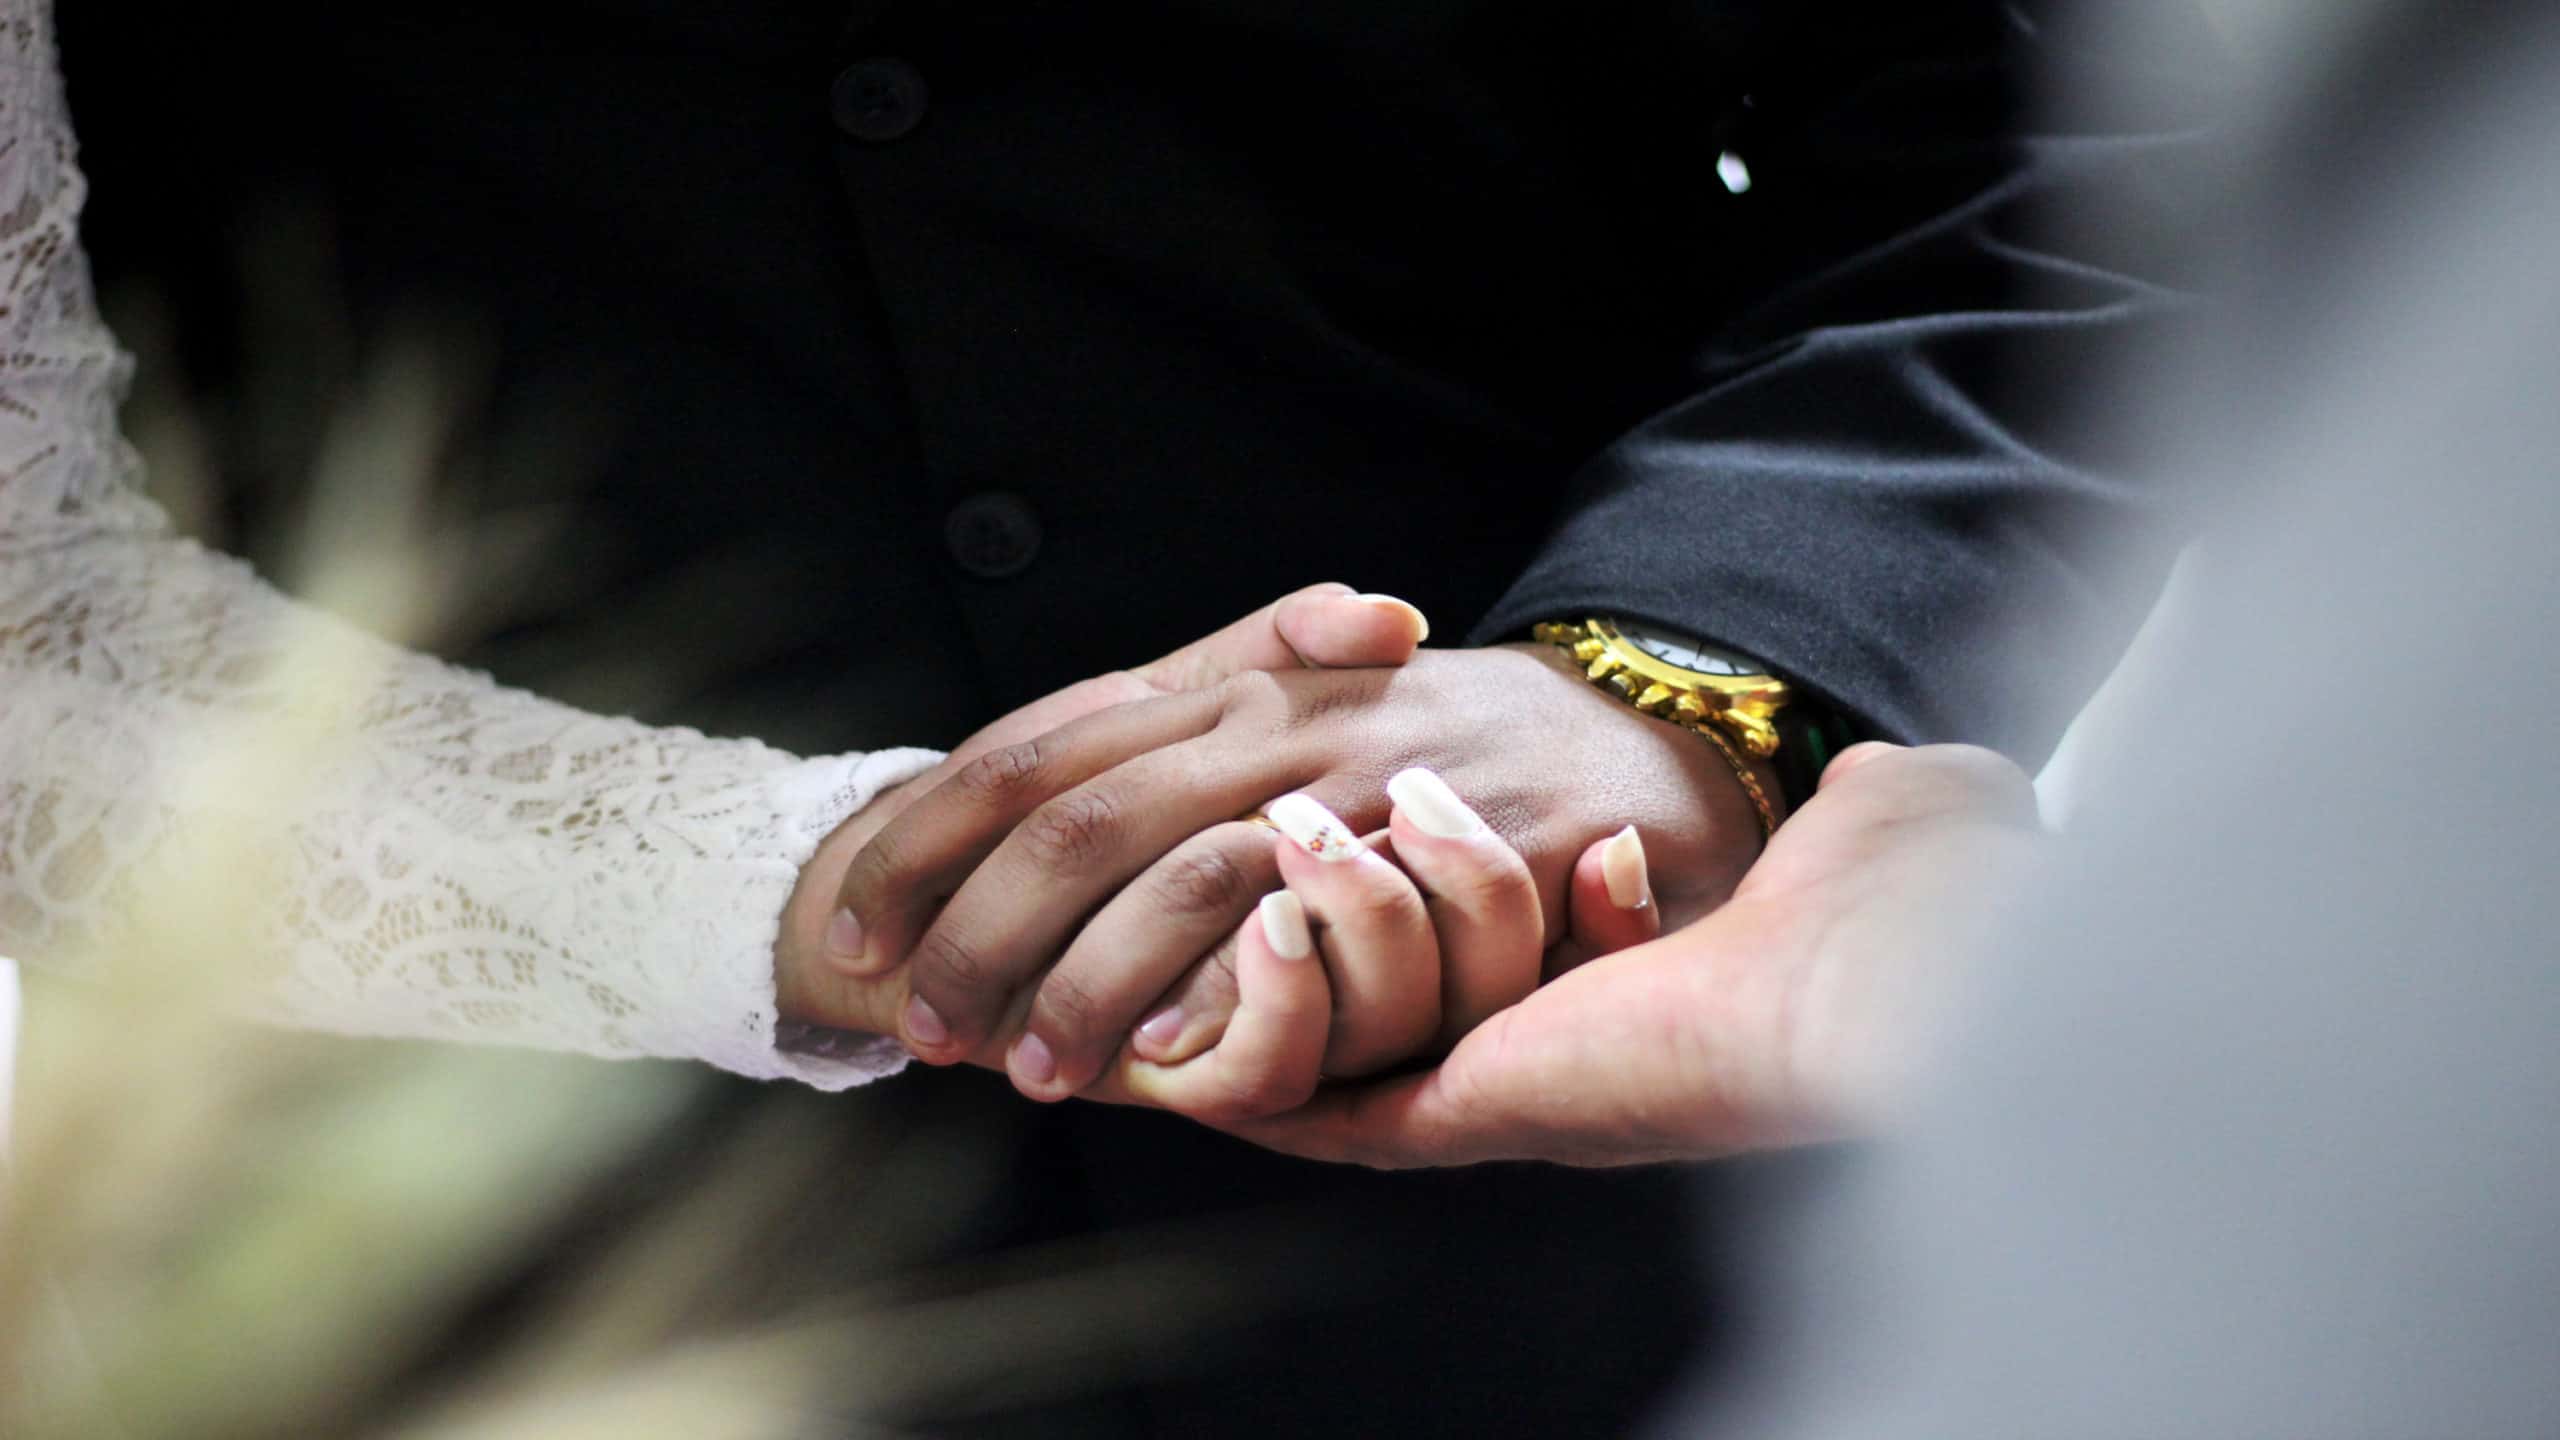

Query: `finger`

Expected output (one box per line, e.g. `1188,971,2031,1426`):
1566,825,1662,963
1127,928,1243,1067
1123,824,1398,1070
1266,794,1441,1076
1114,892,1334,1123
1845,743,2041,829
829,686,1225,984
1129,582,1428,692
1003,822,1279,1099
896,732,1312,1063
1818,739,1905,788
1214,1063,1479,1170
1380,767,1543,1044
886,590,1401,834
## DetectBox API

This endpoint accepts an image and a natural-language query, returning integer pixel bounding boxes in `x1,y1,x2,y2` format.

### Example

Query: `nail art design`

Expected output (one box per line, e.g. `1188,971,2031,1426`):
1265,792,1364,861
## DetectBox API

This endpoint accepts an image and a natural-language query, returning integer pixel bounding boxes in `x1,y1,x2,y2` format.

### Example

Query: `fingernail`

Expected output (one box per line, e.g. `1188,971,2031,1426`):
1602,825,1652,911
1356,592,1430,643
903,994,950,1049
1386,765,1484,838
1138,1006,1186,1049
1260,890,1314,960
1265,792,1364,861
1010,1032,1057,1086
823,908,868,969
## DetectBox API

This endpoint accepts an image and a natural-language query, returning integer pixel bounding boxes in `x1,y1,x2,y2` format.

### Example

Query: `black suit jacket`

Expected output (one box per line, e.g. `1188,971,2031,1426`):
69,0,2210,761
63,3,2217,1434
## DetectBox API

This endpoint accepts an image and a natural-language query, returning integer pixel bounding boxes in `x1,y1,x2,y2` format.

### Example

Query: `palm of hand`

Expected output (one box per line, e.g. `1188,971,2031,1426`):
1227,744,2042,1168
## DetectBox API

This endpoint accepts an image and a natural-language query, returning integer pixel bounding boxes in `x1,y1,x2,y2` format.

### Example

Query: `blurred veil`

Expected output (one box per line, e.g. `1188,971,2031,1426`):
1679,2,2560,1434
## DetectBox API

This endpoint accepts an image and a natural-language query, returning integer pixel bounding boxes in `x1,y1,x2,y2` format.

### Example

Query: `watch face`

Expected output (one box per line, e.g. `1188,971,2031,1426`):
1615,621,1761,677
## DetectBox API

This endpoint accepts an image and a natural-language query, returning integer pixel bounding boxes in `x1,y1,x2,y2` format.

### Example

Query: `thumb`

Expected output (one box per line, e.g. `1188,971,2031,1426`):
1217,1056,1488,1169
1130,582,1429,693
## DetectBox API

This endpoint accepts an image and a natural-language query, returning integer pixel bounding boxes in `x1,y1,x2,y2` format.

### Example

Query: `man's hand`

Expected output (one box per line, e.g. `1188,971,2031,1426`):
1219,743,2044,1168
773,583,1429,1040
833,642,1777,1100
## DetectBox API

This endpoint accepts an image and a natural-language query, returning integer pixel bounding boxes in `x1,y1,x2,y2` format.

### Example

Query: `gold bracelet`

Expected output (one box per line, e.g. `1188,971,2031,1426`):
1693,720,1779,845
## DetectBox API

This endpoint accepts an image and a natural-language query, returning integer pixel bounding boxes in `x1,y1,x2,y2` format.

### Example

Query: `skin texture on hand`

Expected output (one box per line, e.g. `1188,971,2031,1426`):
833,641,1771,1099
1218,744,2045,1169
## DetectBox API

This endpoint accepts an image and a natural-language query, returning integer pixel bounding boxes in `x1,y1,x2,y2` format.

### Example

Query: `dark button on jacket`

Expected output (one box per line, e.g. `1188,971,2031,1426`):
68,0,2211,765
831,57,927,142
944,491,1041,578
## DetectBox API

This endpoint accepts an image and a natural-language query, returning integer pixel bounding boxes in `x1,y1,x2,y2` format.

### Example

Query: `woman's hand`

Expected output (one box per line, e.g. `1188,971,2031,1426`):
1215,744,2044,1167
1099,767,1656,1123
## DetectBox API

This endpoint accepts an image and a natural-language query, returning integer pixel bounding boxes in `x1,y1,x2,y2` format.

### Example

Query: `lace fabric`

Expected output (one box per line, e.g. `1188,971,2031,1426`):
0,3,930,1089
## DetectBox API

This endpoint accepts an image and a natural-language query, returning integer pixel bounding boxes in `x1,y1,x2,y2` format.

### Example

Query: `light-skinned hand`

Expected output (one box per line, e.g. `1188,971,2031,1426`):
1217,743,2042,1167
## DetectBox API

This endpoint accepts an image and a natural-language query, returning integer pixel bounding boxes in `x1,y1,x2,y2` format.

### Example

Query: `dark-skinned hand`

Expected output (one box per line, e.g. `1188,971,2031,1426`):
827,640,1776,1101
773,582,1427,1046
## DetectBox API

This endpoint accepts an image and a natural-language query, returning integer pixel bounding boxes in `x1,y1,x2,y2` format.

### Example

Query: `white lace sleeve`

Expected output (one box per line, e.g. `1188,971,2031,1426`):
0,3,935,1089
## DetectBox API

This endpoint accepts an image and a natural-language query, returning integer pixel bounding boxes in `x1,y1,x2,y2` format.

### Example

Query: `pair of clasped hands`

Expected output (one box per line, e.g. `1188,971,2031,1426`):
776,585,2040,1167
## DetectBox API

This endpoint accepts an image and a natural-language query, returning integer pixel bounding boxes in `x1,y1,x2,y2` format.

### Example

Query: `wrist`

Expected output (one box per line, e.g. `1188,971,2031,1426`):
1508,640,1770,891
1510,637,1783,822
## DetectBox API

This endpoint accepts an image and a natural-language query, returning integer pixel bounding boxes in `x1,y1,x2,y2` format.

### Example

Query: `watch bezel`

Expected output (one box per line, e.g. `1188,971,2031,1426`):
1587,618,1787,712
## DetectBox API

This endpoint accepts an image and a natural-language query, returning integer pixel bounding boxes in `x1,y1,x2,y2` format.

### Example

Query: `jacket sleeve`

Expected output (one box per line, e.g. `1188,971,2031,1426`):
1471,5,2224,763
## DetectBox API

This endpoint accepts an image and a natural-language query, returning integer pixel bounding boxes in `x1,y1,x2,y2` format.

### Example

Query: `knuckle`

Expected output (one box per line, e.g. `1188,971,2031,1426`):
954,738,1049,808
911,924,1000,998
839,827,909,905
1184,939,1243,1018
1154,843,1253,920
1017,788,1125,872
1344,873,1428,933
1213,667,1287,718
1440,839,1536,914
1032,967,1107,1048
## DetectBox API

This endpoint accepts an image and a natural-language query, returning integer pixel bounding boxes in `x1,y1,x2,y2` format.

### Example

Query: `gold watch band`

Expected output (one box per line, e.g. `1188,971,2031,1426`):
1534,618,1783,841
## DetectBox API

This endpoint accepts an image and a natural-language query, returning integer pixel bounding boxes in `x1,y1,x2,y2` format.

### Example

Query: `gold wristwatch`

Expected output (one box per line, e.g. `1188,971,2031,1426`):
1534,617,1790,839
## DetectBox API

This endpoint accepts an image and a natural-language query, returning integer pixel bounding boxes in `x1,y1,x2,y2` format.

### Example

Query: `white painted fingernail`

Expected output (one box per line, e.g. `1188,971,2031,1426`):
1260,890,1314,960
1356,592,1430,643
1602,825,1652,911
1265,792,1365,862
1386,765,1483,838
